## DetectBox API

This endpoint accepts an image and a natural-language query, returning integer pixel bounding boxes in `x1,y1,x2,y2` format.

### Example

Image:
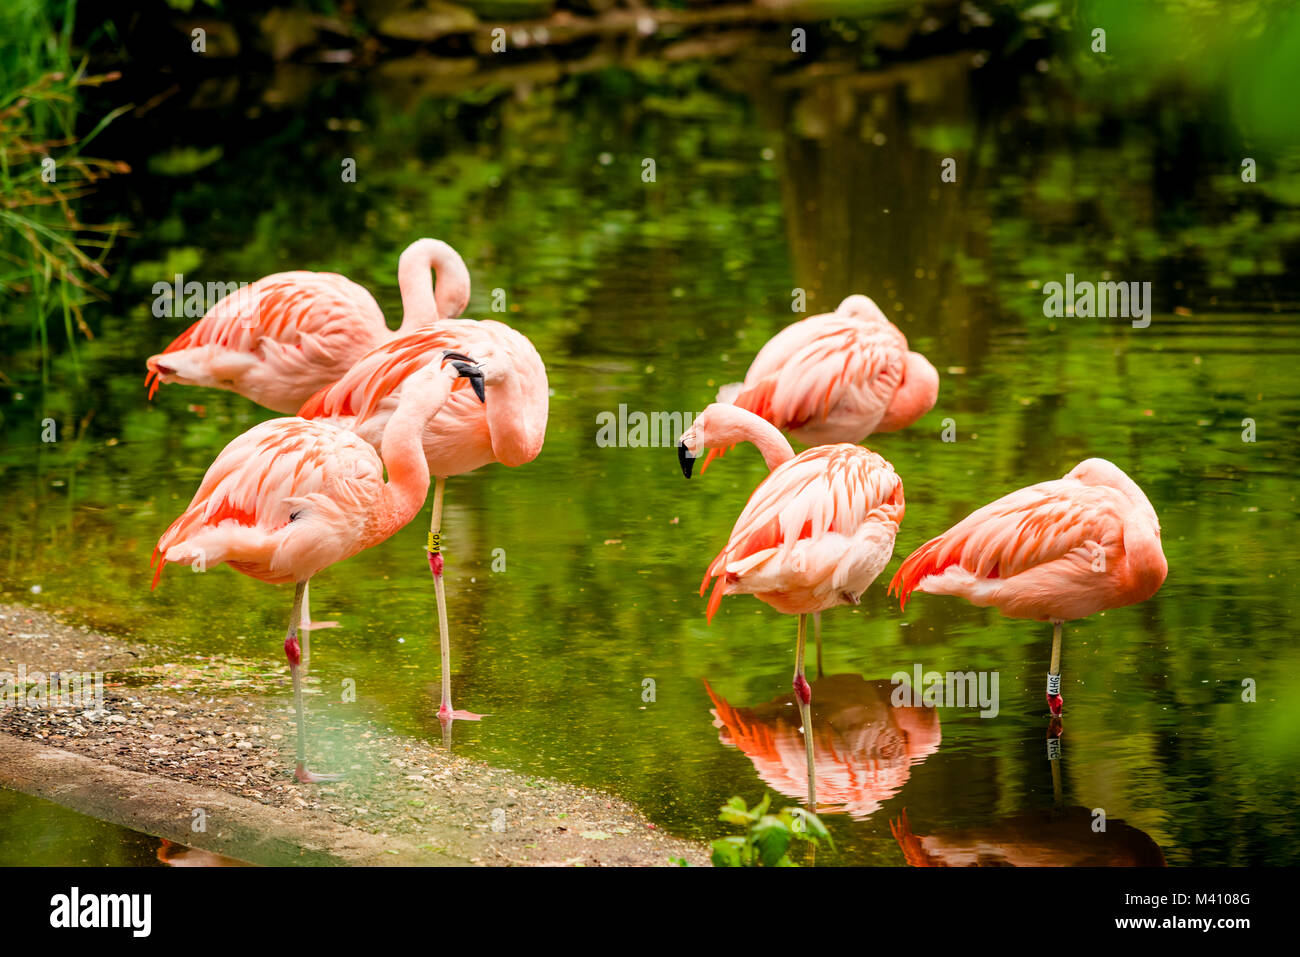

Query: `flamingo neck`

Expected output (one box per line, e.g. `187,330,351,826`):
373,378,444,537
1119,478,1167,602
396,239,471,334
723,406,794,471
754,429,795,472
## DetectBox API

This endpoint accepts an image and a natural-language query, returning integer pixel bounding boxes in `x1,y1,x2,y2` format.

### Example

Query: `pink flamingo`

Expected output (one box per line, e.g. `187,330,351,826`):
298,321,548,724
144,238,471,414
703,294,939,471
151,353,485,782
889,458,1167,716
678,403,905,806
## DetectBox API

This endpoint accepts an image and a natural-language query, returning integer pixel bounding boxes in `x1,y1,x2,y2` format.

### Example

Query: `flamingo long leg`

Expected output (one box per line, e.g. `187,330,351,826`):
428,477,481,725
432,477,452,714
793,613,816,809
286,581,340,784
1046,619,1064,716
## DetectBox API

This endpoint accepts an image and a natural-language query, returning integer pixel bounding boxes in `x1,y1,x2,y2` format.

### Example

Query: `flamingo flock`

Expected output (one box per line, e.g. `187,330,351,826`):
149,238,546,774
153,354,485,781
145,239,471,414
677,293,1167,811
145,242,1168,814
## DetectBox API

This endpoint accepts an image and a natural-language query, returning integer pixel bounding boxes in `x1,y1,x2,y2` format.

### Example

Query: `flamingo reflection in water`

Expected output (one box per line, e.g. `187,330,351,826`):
892,737,1165,866
705,675,940,818
156,839,251,867
890,806,1166,867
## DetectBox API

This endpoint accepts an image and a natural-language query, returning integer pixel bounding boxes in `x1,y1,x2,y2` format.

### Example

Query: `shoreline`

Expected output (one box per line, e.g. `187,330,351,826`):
0,602,709,867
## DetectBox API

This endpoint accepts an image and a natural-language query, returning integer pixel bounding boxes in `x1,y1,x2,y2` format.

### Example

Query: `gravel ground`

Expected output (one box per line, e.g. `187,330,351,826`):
0,602,708,867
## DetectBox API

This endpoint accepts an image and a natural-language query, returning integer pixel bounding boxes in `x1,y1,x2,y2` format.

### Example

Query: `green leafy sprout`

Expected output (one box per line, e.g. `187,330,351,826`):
711,795,833,867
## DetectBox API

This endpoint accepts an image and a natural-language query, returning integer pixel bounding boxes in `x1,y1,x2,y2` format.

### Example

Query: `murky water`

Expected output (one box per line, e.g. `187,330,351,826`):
0,788,207,866
3,45,1299,865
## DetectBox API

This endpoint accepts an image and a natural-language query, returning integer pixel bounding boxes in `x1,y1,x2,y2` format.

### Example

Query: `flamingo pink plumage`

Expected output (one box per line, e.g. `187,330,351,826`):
145,238,471,414
889,458,1168,715
298,319,548,723
679,403,905,806
702,294,939,472
152,353,485,782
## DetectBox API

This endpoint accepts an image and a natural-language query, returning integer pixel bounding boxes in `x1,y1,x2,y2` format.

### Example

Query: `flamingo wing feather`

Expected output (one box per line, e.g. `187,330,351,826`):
702,444,904,619
152,419,380,587
146,271,387,412
888,480,1124,609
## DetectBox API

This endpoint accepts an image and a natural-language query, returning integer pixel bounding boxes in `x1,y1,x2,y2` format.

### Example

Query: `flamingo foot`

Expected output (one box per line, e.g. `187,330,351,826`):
1046,692,1064,716
294,763,343,784
437,705,483,722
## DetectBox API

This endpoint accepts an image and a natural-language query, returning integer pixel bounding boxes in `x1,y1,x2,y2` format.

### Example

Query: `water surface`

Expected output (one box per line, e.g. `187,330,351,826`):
2,41,1298,865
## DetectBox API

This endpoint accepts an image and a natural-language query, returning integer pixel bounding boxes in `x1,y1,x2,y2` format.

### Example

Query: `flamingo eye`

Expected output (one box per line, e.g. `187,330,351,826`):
289,510,302,522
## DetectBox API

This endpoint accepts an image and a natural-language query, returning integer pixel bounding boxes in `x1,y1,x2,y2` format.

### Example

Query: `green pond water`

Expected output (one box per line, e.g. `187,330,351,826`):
2,39,1299,865
0,788,196,866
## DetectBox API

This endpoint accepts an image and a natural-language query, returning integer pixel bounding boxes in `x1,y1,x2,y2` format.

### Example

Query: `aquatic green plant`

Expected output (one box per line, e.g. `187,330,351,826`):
710,796,833,867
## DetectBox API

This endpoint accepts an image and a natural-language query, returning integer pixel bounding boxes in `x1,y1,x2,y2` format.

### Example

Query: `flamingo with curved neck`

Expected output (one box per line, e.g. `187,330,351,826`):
890,457,1167,717
299,286,548,729
146,237,474,632
702,294,939,472
678,402,906,809
146,237,473,416
152,352,485,783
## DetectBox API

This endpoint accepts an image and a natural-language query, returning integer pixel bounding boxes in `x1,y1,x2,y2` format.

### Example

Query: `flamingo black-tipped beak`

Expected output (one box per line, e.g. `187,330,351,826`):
678,441,695,479
456,364,486,404
443,351,486,403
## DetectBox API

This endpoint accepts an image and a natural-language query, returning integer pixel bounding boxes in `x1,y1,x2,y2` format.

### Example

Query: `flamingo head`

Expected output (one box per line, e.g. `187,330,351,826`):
678,404,792,478
440,350,486,403
677,423,702,479
678,404,755,478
